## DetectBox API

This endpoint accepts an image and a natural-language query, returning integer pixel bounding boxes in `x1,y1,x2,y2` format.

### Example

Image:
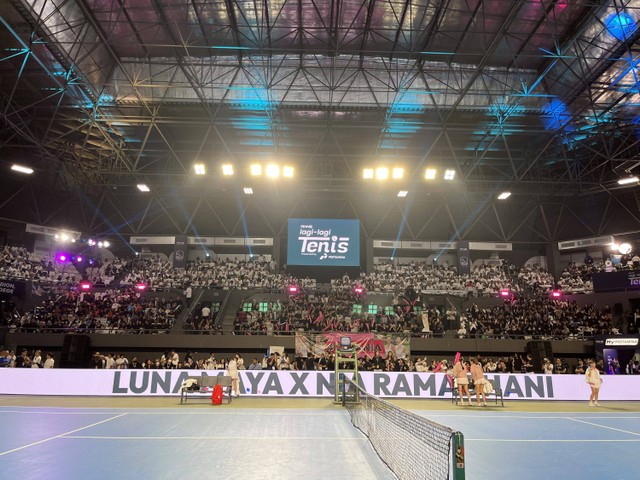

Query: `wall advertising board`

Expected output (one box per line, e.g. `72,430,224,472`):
1,370,639,400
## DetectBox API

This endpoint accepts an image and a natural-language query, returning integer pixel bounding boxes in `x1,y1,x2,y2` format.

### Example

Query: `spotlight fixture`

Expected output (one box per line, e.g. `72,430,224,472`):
266,164,280,178
444,169,456,180
397,190,408,198
376,167,389,180
282,166,294,178
392,167,404,179
617,176,639,185
222,164,234,176
194,163,206,175
243,187,254,195
11,164,34,174
425,168,437,180
619,243,632,255
250,164,262,176
137,184,150,192
363,168,374,179
497,191,511,200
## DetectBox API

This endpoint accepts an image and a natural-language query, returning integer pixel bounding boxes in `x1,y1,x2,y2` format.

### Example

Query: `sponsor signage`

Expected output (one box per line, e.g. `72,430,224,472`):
287,218,360,267
592,270,640,292
1,370,639,400
173,235,188,268
457,240,470,275
0,279,26,298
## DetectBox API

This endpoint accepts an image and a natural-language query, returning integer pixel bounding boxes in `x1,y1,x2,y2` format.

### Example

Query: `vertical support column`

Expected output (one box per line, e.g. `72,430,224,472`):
365,238,374,274
272,237,281,273
546,242,562,282
452,431,465,480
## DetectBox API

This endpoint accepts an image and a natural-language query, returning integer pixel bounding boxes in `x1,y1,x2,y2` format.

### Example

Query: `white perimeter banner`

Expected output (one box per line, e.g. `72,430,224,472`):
0,370,639,400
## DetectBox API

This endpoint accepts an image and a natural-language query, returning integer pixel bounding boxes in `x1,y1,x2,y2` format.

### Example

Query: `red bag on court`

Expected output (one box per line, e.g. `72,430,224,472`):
211,384,223,405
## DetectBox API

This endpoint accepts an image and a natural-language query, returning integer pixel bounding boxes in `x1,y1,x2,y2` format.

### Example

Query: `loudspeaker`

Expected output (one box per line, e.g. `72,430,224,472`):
527,340,554,373
60,335,92,368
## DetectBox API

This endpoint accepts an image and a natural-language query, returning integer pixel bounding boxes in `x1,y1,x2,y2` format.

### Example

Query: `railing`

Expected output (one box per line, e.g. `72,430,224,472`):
3,324,597,340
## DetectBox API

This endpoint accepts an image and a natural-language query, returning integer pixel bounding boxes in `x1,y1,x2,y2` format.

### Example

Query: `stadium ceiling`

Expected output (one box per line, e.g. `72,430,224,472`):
2,0,640,244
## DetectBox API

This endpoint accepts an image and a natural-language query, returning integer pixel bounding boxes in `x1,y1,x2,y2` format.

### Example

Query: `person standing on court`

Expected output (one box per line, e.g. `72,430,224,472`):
585,360,603,406
227,355,240,397
453,355,472,406
469,357,488,406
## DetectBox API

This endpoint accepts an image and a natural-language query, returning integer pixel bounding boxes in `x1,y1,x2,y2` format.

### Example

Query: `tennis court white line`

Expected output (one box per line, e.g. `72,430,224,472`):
0,410,347,416
63,435,368,441
568,417,640,436
0,413,127,457
416,414,640,419
465,438,640,442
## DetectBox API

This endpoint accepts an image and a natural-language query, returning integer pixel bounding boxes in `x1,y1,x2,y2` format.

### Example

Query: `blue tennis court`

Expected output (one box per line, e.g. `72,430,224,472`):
0,402,638,479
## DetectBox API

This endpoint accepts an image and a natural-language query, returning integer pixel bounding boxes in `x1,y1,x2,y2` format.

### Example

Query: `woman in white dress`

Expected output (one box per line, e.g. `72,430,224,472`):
227,356,240,397
453,356,472,406
585,360,603,407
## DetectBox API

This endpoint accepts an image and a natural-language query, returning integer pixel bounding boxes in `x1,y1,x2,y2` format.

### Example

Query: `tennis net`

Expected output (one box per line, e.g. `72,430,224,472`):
343,377,464,480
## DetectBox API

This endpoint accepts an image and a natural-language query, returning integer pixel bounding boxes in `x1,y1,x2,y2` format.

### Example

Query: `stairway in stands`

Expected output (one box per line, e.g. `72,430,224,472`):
219,289,256,333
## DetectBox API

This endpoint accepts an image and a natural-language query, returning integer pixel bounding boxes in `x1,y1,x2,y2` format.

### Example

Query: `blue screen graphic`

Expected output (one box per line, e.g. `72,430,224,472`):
287,218,360,267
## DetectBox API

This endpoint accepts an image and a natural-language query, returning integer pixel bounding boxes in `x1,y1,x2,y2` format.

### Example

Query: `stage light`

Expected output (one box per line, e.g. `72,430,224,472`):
266,164,280,178
363,168,374,179
605,12,637,41
444,169,456,180
551,290,562,298
102,241,110,248
499,289,510,298
354,286,364,295
617,176,639,185
56,253,68,263
97,241,104,248
397,190,408,198
376,167,389,180
283,166,294,178
392,167,404,179
222,164,234,176
135,283,147,291
497,191,511,200
287,285,299,294
137,184,150,192
194,163,206,175
250,164,262,176
87,239,96,246
610,242,620,251
76,256,83,263
243,187,253,195
619,243,632,254
425,168,437,180
11,164,33,174
79,281,92,291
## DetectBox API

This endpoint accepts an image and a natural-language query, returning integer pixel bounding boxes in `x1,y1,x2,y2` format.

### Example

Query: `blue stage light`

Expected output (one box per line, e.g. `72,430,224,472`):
605,12,637,41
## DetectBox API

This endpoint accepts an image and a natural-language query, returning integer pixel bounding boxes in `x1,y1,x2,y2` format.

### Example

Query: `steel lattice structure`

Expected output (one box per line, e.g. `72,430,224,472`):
2,0,640,243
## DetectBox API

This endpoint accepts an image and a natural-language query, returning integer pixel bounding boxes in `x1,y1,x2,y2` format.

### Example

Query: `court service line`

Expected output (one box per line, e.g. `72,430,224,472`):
568,417,640,436
0,409,347,417
0,413,128,457
64,435,368,441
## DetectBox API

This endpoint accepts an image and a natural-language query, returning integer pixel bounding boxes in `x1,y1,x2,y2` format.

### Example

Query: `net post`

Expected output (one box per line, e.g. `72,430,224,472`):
452,431,465,480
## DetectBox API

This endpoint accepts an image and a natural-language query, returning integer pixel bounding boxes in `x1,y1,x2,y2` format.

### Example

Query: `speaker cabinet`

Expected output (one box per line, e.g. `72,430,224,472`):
60,335,92,368
527,340,554,373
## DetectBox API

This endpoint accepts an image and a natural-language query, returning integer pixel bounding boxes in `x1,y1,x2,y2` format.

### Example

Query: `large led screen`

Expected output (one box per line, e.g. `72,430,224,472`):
287,218,360,267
